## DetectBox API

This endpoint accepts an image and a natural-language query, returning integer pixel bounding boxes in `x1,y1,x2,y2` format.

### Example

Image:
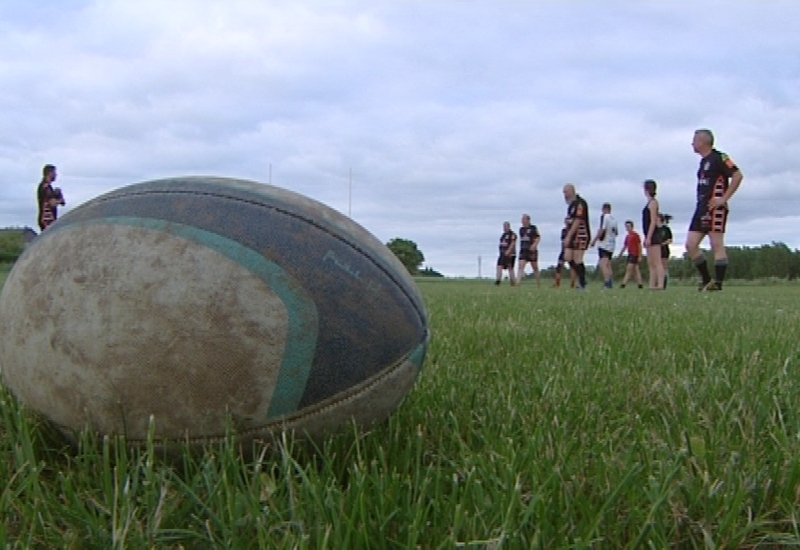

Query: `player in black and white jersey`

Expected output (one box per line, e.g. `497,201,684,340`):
590,202,618,289
517,214,541,287
495,221,517,286
686,129,743,291
562,184,591,290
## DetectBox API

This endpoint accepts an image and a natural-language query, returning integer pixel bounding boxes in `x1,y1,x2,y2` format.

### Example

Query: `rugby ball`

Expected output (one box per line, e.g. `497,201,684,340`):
0,177,428,448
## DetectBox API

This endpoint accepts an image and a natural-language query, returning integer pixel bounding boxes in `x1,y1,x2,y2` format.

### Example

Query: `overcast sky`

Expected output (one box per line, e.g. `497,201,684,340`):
1,1,798,276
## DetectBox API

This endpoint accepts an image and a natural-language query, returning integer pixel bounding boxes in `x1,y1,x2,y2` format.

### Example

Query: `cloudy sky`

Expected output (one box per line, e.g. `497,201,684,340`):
1,1,798,276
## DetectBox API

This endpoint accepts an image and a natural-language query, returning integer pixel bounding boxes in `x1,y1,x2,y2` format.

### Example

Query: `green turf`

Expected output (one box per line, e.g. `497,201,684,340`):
1,279,800,548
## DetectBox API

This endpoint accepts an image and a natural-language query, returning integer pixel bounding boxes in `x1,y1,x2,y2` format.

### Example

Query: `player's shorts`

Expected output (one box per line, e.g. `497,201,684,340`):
497,254,516,269
647,231,663,246
519,249,538,263
627,255,639,265
689,204,728,234
598,248,613,260
567,232,589,251
661,245,670,259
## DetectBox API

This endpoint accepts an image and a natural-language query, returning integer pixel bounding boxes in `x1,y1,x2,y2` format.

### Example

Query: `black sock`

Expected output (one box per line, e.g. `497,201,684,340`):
715,259,728,288
694,255,711,284
663,275,668,289
576,263,587,287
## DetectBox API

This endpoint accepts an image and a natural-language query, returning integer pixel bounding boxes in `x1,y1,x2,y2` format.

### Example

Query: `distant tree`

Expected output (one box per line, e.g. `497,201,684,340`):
418,267,444,278
386,238,425,275
0,228,29,263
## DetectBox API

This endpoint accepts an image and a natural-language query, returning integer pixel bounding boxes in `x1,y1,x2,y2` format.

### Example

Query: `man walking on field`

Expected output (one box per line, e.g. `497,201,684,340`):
561,184,591,290
517,214,541,286
685,129,743,291
618,221,644,289
590,202,617,289
495,221,517,286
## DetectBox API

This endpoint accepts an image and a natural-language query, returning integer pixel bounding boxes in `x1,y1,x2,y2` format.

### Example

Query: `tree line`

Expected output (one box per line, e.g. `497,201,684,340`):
3,229,796,281
538,242,800,281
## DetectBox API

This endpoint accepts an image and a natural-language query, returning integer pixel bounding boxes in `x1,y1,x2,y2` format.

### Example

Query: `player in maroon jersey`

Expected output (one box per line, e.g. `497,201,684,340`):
686,129,743,291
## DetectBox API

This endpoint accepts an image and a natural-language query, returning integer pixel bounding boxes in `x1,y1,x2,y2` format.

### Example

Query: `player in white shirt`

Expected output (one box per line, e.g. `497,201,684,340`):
590,202,618,289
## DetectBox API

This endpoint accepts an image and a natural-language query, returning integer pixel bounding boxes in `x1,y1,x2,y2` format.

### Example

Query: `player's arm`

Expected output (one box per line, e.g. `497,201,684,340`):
592,218,607,247
717,154,743,206
531,228,540,250
507,234,516,256
564,216,582,243
724,170,743,203
618,237,628,259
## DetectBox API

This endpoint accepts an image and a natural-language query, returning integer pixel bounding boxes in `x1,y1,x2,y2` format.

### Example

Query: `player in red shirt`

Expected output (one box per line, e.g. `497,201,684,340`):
617,220,643,289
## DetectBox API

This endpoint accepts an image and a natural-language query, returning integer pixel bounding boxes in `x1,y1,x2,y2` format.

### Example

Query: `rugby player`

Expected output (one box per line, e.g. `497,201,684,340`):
685,129,743,291
618,220,644,289
589,202,617,289
495,221,517,286
659,214,673,289
642,179,665,290
37,164,64,231
517,214,541,287
561,184,591,290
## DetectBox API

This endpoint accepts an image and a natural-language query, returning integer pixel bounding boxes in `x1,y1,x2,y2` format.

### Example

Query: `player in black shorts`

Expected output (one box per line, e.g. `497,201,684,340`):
517,214,541,287
686,129,743,291
642,179,665,290
561,184,591,290
658,214,673,288
495,221,517,286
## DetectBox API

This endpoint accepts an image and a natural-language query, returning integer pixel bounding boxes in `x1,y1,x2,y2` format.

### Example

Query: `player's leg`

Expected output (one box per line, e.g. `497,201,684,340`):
533,260,540,287
634,262,643,287
709,232,727,289
648,246,664,289
495,257,503,285
508,257,517,286
621,261,631,287
708,207,728,289
563,248,577,288
517,258,528,286
600,251,612,288
573,248,587,289
686,211,713,289
555,249,565,288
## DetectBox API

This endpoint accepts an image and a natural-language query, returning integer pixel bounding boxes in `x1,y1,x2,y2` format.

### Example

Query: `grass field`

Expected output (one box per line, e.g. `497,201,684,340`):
1,275,800,548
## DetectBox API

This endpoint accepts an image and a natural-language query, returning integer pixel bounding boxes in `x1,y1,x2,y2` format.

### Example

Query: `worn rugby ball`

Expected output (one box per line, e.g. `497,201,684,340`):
0,177,428,448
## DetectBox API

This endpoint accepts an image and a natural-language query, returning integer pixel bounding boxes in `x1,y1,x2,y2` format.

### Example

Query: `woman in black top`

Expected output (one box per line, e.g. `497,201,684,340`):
659,214,673,288
642,179,665,289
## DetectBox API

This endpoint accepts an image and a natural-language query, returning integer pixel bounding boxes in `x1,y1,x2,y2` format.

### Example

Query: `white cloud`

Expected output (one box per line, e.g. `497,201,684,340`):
1,0,799,275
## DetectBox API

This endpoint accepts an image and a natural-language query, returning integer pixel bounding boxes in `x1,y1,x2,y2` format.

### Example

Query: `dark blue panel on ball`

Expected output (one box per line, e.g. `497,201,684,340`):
51,178,427,412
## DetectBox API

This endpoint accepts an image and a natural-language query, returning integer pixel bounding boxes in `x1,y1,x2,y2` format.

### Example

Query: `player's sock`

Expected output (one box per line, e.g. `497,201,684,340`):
715,258,728,289
663,274,668,289
694,255,711,284
576,263,587,288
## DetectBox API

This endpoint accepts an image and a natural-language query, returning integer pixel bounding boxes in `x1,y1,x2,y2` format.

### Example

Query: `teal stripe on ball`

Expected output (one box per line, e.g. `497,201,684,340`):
80,216,319,418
